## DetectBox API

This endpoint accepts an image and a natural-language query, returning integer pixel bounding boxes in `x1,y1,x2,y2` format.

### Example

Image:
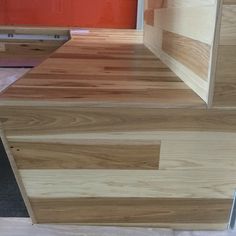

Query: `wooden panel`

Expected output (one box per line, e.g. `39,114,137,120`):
1,107,236,136
160,139,236,170
20,169,236,198
213,46,236,107
162,31,211,80
0,29,205,109
220,5,236,45
144,9,155,26
143,0,218,104
212,2,236,107
30,197,232,224
10,141,160,170
155,5,216,44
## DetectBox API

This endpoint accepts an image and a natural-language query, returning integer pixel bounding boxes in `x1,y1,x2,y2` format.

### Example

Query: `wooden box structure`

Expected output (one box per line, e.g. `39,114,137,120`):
0,0,236,230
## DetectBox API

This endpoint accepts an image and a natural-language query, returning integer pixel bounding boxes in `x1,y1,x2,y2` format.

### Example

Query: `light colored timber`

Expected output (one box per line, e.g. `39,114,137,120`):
212,1,236,108
21,169,236,199
0,26,236,229
0,30,205,108
1,107,236,136
144,0,218,104
162,31,211,80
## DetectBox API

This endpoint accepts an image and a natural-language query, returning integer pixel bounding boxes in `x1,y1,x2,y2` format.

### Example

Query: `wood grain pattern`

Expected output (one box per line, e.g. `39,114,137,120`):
143,0,217,104
29,197,232,224
1,107,236,136
212,2,236,107
0,29,204,108
160,139,236,170
162,31,211,80
11,142,160,170
20,169,236,199
0,27,236,229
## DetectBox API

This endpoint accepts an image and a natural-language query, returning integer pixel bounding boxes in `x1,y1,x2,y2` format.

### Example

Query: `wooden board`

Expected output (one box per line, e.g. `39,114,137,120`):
11,141,160,170
143,0,218,103
0,27,236,229
212,2,236,108
0,29,204,108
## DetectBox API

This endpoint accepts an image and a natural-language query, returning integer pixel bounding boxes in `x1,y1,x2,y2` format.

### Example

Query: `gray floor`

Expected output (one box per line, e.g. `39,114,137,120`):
0,139,28,217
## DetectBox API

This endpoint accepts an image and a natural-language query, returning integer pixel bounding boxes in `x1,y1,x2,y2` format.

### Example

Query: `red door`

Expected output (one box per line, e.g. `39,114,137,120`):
0,0,137,29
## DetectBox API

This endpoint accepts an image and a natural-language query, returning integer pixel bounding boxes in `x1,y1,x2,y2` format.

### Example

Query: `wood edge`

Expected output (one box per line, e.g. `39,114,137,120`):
0,123,36,223
207,0,224,108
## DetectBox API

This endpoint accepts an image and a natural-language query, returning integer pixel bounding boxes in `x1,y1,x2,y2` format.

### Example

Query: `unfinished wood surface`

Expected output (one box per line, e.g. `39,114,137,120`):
29,197,232,224
143,0,218,103
0,30,204,108
212,1,236,108
160,139,236,170
0,28,236,229
11,142,160,170
21,169,236,199
1,106,236,136
162,31,211,80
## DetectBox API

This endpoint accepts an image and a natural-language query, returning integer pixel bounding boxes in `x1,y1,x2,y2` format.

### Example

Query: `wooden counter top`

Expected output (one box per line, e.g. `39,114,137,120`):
0,29,205,108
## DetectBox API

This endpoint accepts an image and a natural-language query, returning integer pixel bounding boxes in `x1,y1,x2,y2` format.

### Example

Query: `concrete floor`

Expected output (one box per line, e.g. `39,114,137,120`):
0,218,235,236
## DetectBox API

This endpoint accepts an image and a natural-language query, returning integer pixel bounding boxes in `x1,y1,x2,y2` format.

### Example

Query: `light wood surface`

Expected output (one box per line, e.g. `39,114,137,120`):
143,0,218,103
0,29,204,108
0,27,236,229
212,1,236,107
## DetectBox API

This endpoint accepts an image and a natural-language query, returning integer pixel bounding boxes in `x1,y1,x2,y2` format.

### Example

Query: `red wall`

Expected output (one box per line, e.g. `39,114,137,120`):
0,0,137,28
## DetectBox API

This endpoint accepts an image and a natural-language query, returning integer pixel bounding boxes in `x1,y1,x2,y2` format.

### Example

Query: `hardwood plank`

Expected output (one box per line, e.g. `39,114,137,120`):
160,139,236,170
30,197,232,224
213,46,236,107
162,31,211,80
0,29,205,108
155,5,216,44
20,169,236,199
10,142,160,170
2,107,236,136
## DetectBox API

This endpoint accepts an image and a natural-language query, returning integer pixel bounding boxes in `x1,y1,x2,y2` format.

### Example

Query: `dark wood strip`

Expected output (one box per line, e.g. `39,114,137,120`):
11,142,160,170
30,197,232,224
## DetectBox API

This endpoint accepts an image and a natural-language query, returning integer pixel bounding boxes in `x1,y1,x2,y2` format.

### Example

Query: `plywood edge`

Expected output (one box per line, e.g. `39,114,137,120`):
207,0,224,108
0,124,36,223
